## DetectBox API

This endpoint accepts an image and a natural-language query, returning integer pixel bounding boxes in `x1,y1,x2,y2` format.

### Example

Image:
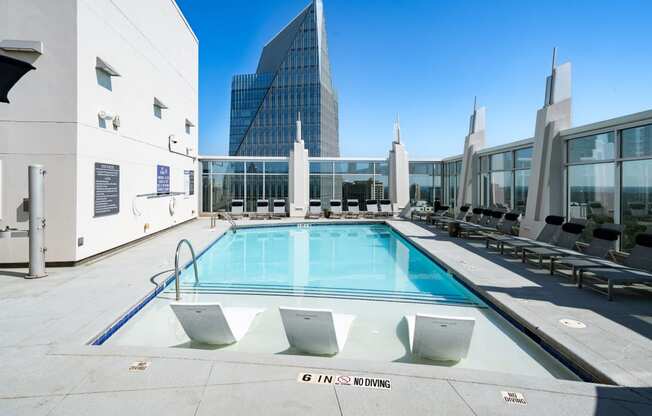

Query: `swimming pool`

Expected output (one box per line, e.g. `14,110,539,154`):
172,224,482,306
101,222,579,380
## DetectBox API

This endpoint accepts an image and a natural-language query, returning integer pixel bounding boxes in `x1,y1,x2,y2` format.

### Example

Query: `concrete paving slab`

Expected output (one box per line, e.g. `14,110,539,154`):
335,375,474,416
48,387,203,416
196,380,342,416
70,355,214,394
0,396,64,416
450,379,652,416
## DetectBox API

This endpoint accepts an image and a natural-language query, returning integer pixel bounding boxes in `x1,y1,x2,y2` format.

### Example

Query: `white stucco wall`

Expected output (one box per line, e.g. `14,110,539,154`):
0,0,198,263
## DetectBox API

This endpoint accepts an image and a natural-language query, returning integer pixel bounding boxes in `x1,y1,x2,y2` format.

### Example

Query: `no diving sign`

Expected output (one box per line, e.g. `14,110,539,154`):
501,391,527,405
298,373,391,390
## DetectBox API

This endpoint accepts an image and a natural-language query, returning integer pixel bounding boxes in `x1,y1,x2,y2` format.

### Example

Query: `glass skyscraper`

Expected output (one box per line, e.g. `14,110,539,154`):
229,0,339,157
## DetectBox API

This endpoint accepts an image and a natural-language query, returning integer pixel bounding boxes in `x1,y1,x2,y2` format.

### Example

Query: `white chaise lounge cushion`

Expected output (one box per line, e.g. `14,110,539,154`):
279,307,355,355
406,314,475,361
171,302,263,345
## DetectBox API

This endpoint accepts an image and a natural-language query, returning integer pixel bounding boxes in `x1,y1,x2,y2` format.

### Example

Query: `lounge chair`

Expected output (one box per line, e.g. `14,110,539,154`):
467,208,483,224
578,233,652,300
308,199,322,219
170,303,264,345
549,226,623,279
346,199,360,218
272,199,286,218
329,199,343,218
427,205,449,224
411,208,431,222
255,199,270,219
459,210,504,238
230,199,244,219
496,215,565,256
432,205,470,229
484,212,520,249
405,314,475,361
279,307,355,355
520,221,586,266
379,199,393,216
365,199,379,217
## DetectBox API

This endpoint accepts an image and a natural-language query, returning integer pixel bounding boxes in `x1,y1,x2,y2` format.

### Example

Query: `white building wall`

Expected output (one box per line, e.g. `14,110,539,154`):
0,0,198,263
0,0,79,263
74,0,198,260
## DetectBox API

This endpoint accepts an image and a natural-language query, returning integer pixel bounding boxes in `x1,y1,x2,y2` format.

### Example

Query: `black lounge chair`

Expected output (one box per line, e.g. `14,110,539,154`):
329,200,343,218
521,221,586,266
365,199,379,217
308,199,322,219
346,199,360,218
379,199,393,216
494,215,565,256
548,226,623,279
578,233,652,300
484,212,520,249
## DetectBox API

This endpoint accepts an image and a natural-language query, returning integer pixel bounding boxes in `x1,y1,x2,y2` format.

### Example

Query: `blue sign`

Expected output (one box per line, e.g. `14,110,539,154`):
157,165,170,194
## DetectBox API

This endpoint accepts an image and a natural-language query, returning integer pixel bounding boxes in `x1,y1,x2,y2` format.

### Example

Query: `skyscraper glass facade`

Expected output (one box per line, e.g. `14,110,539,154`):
229,0,339,157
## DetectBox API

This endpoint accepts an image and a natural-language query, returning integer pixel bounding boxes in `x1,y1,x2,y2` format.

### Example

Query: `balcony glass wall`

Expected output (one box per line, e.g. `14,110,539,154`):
565,125,652,249
309,160,388,210
409,162,442,207
566,132,616,241
478,146,532,212
442,160,462,208
621,124,652,249
201,159,288,212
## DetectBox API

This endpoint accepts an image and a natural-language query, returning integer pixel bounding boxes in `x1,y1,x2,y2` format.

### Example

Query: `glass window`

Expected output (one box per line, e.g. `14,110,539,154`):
310,161,333,174
409,162,433,175
375,161,389,176
201,160,211,174
568,132,615,163
515,147,533,169
410,174,434,206
568,163,615,241
265,161,289,174
514,170,530,213
245,175,264,212
490,171,513,209
621,159,652,250
209,174,245,212
480,156,490,172
335,174,375,209
334,161,374,174
310,175,334,206
211,161,245,174
622,124,652,158
201,174,211,212
490,152,513,171
246,162,263,174
265,175,289,204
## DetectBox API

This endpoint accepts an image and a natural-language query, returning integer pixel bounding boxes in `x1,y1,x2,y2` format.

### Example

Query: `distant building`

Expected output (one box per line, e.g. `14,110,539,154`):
229,0,339,157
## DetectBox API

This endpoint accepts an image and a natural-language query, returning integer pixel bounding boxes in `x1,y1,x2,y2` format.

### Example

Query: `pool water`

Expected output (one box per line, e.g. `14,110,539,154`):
172,224,482,306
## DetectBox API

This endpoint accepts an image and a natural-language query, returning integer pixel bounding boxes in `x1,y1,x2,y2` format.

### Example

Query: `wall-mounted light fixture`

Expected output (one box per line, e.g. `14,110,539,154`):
98,110,114,120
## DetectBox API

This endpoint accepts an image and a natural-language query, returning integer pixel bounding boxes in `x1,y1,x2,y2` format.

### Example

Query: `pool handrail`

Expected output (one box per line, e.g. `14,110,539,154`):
174,239,199,301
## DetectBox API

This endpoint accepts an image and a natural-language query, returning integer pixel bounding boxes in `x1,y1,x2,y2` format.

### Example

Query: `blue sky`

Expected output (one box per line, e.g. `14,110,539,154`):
177,0,652,158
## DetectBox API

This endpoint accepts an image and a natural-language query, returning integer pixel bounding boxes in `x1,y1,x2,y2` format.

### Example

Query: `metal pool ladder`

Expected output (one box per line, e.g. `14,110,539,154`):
210,212,237,233
174,239,199,301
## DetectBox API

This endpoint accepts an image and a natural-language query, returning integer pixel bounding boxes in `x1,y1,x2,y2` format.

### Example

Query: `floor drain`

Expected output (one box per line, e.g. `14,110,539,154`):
559,318,586,329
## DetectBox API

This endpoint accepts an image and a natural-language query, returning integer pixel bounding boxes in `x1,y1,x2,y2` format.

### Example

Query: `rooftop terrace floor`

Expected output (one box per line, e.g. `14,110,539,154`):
1,217,651,415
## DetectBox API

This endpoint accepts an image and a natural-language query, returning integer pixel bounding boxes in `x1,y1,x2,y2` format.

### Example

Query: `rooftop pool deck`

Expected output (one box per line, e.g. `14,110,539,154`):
1,217,651,415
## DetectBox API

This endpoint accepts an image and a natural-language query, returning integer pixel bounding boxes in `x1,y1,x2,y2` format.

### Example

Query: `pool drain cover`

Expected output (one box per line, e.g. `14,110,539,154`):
559,318,586,329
